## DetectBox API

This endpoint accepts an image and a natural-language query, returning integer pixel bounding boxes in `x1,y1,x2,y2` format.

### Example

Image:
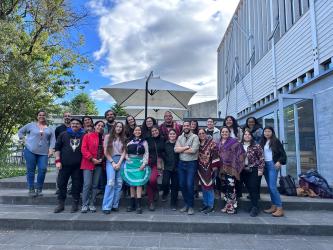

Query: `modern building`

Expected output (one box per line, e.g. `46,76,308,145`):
217,0,333,183
185,100,218,119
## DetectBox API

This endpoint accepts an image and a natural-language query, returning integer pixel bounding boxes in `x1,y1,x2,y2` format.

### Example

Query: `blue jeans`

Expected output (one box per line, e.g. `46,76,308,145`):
178,160,197,208
264,161,282,208
24,148,48,189
102,155,125,211
82,166,102,206
202,189,214,208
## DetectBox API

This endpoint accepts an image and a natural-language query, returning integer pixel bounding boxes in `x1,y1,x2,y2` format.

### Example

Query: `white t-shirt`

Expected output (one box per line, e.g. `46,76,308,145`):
264,141,273,161
243,143,250,165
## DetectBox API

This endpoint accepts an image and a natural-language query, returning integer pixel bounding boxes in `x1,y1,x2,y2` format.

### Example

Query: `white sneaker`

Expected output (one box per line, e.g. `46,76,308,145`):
81,205,88,213
89,205,96,213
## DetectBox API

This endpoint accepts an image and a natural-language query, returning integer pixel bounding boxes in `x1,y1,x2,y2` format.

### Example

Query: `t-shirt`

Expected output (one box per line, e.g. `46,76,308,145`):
55,131,83,167
55,124,68,140
264,141,273,161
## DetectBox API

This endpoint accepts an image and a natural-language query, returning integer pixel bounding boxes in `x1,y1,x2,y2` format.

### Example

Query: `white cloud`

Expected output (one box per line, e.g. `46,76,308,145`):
90,89,115,103
89,0,239,104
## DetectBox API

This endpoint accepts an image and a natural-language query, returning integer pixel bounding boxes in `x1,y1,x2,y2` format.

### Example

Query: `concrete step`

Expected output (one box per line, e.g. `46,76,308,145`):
0,204,333,236
0,188,333,211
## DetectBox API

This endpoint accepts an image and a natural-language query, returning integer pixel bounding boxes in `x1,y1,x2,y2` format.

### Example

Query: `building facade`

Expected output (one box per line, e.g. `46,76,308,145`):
217,0,333,183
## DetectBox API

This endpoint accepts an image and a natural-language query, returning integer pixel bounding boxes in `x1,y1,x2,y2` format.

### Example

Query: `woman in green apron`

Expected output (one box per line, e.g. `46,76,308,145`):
121,126,150,214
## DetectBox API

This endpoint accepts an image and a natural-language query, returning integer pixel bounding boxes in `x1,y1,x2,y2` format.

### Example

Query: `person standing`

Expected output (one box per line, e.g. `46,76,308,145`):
205,118,220,143
241,129,265,217
260,126,287,217
174,121,199,215
190,120,199,135
102,122,126,214
146,125,165,211
121,126,150,214
218,127,245,214
80,120,105,213
18,110,55,197
104,110,117,134
141,116,157,139
55,112,71,140
244,117,263,144
125,115,137,140
159,111,182,139
82,116,94,134
54,119,84,213
161,129,179,210
223,116,243,142
197,129,220,214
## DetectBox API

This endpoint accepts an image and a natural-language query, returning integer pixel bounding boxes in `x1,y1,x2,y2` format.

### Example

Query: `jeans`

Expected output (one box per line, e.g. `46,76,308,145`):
57,165,82,202
24,148,48,189
202,189,214,208
82,166,102,206
102,156,124,211
264,161,282,208
162,169,179,206
177,160,197,208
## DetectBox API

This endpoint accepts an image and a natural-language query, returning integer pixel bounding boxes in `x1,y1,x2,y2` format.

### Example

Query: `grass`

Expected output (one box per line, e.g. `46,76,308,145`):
0,165,26,179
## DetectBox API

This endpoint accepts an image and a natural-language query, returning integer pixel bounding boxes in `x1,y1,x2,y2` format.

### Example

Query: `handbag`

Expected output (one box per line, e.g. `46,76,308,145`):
279,174,297,196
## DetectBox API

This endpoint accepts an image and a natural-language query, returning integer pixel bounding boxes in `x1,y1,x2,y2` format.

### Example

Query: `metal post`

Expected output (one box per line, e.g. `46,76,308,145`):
145,71,154,119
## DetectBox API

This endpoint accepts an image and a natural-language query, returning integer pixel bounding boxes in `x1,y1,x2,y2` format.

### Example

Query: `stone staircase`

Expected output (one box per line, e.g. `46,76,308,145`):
1,171,333,236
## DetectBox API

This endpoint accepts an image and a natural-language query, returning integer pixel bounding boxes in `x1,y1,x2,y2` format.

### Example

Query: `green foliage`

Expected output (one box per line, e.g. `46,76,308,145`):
0,165,26,179
111,103,128,116
0,0,90,149
70,93,98,115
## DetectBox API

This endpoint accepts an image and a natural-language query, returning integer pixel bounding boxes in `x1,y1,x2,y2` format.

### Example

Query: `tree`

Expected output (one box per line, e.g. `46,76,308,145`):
0,0,89,149
111,104,128,116
70,93,98,115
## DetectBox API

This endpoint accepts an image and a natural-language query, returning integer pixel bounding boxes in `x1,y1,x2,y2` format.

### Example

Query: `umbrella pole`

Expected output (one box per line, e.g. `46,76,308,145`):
145,71,154,119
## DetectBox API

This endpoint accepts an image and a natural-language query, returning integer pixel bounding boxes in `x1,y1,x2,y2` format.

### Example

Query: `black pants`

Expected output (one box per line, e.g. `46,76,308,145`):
57,165,82,202
162,169,179,206
243,167,262,208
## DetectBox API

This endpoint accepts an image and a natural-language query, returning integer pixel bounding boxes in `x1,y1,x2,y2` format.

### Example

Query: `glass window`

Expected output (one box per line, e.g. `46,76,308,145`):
284,105,297,178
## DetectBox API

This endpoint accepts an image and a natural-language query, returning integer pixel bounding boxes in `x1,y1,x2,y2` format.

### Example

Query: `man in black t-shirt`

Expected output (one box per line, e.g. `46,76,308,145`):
54,119,84,213
55,112,71,140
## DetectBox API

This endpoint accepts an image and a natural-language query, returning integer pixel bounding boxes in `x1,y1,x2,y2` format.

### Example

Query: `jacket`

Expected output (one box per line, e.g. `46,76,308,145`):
205,127,220,144
245,144,265,173
272,140,287,165
163,141,179,171
80,132,105,170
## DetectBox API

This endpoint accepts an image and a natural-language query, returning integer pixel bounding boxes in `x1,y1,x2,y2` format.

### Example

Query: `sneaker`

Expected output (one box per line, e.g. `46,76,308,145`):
161,194,168,202
204,207,215,214
36,189,43,197
103,210,111,215
149,203,155,211
199,206,209,212
250,207,259,217
180,206,188,213
28,188,36,197
111,207,119,212
187,207,194,215
81,205,88,213
171,206,177,211
136,207,143,214
89,205,97,213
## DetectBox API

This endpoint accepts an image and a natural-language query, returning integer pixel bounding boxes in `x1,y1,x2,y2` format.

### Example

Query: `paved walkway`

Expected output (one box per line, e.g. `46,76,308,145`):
0,229,332,250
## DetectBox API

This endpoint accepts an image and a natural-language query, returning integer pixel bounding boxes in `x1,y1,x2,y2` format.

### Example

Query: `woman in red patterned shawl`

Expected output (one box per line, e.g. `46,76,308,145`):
197,129,220,214
218,126,245,214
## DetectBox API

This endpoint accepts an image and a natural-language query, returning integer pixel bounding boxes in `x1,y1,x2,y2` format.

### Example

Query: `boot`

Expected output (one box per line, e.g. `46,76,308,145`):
70,200,79,213
127,197,136,212
272,207,284,217
136,198,142,214
54,200,65,213
28,188,36,197
264,205,277,214
36,189,43,197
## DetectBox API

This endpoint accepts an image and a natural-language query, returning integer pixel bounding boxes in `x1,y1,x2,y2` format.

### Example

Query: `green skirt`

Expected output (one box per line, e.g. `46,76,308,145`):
121,156,151,186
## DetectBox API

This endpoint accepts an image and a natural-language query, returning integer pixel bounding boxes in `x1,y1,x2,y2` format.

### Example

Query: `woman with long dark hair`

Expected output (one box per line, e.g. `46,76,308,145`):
121,126,150,214
125,115,137,140
80,120,105,213
241,129,265,217
18,110,55,197
142,116,158,139
102,122,126,214
244,117,263,144
197,129,220,214
223,116,243,141
218,126,245,214
260,126,287,217
146,125,165,211
190,120,199,135
81,116,94,134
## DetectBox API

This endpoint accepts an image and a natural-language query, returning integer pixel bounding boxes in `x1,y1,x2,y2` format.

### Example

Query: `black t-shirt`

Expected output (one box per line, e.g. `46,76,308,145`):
55,124,68,140
55,131,83,167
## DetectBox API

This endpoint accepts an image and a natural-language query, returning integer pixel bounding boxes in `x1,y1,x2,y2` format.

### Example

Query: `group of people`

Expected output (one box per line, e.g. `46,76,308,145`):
18,109,287,217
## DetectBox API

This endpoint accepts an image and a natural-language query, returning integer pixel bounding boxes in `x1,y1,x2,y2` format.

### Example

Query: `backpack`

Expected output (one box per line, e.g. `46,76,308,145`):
279,175,297,196
299,170,333,198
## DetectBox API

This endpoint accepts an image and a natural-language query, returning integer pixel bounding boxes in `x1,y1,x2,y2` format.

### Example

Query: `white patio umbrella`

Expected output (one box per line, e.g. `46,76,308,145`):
102,72,196,118
124,106,186,120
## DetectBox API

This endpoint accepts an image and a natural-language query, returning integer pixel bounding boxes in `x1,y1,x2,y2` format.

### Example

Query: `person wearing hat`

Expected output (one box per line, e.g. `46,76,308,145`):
54,118,85,213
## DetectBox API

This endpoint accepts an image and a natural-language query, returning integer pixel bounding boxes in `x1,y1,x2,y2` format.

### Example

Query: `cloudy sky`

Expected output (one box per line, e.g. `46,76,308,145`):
69,0,239,114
